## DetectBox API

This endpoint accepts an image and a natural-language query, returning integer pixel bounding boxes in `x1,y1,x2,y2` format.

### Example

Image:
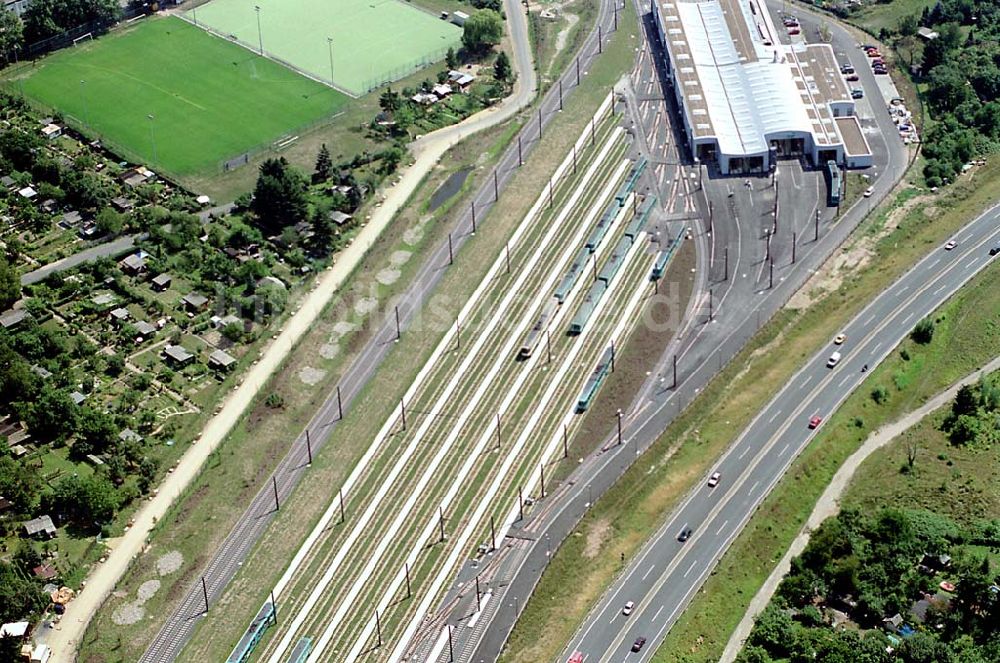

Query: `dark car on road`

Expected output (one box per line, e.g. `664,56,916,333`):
632,637,647,652
678,527,693,542
991,246,1000,256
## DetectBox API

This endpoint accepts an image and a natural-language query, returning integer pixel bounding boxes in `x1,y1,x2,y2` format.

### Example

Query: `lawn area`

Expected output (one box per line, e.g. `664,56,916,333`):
848,0,936,37
188,0,461,95
12,17,346,177
844,403,1000,526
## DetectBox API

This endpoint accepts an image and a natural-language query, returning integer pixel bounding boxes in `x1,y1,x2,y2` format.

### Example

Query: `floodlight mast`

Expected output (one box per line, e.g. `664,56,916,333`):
254,5,263,55
327,37,335,85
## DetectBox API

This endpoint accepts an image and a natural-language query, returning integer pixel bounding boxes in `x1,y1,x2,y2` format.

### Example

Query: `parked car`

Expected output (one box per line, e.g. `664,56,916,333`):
864,186,874,197
846,73,859,81
851,88,864,99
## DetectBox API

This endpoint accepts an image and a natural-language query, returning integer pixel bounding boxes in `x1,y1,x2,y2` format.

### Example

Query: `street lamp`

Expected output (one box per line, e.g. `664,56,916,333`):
327,37,334,85
254,5,263,55
147,114,157,164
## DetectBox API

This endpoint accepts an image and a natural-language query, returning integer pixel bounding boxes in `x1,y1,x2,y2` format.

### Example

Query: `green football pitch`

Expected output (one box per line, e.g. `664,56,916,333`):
16,17,347,176
187,0,462,96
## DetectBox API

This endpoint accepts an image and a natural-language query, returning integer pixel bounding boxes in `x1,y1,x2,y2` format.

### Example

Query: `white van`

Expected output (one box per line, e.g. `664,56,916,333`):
827,351,842,368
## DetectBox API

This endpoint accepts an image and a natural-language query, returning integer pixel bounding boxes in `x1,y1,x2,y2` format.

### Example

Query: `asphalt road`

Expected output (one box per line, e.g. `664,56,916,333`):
566,198,1000,663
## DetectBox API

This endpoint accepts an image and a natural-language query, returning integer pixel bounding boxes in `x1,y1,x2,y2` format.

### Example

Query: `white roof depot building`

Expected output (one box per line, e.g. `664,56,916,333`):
654,0,872,175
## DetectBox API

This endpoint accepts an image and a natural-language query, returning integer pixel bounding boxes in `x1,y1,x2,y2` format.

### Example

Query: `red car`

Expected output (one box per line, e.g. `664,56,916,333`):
809,415,822,429
846,73,859,81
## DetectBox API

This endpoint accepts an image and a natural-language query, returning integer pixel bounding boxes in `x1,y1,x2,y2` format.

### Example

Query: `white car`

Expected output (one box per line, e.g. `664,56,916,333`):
623,601,635,616
827,351,842,368
707,472,721,488
945,240,957,250
863,186,874,197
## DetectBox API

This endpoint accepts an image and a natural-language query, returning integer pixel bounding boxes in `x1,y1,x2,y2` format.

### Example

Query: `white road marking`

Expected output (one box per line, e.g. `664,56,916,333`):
749,480,760,494
715,519,729,536
651,604,666,623
780,443,790,455
933,284,947,296
902,311,915,325
966,257,979,270
768,409,782,423
739,445,751,460
838,374,853,388
642,565,656,581
930,257,941,268
798,374,812,389
683,560,697,578
865,313,877,326
872,341,882,353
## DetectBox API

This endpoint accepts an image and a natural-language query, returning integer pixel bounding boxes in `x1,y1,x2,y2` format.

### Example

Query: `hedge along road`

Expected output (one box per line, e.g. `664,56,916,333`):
46,0,536,659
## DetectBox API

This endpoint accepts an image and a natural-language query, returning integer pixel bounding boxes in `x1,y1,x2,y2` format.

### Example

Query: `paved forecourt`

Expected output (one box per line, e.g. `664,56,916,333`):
188,0,462,95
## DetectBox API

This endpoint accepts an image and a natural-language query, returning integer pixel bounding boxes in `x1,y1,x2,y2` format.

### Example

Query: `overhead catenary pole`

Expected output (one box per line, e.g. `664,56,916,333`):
147,114,157,165
792,231,797,264
448,232,454,265
475,575,481,611
559,79,564,110
769,255,774,289
505,242,511,273
576,56,581,86
375,610,382,647
305,429,313,465
336,385,343,420
673,353,678,389
815,209,820,241
708,288,713,322
201,576,209,614
439,506,446,542
616,409,623,445
400,399,407,430
272,476,279,511
518,135,523,166
493,170,499,201
447,624,454,661
598,26,603,53
270,590,277,623
490,515,497,550
724,246,729,281
495,413,501,451
518,486,524,520
539,462,545,498
563,424,569,458
405,562,412,599
471,201,477,233
339,488,345,522
610,339,616,372
538,107,543,137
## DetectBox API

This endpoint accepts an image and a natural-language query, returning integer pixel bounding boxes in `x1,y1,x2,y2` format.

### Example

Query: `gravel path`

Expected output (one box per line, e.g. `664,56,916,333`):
720,354,1000,662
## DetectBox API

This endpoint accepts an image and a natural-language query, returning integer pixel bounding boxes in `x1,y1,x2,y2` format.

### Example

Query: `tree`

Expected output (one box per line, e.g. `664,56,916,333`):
310,203,334,253
74,406,119,458
0,9,23,58
48,474,120,528
379,87,401,114
494,50,512,83
96,207,124,237
445,46,458,69
911,318,935,344
0,254,20,310
0,562,47,623
251,158,308,230
748,604,797,658
462,9,504,55
0,456,40,513
314,143,333,182
24,385,78,442
23,0,121,44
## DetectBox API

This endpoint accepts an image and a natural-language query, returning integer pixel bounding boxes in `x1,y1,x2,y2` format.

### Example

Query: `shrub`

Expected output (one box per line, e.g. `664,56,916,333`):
911,318,935,344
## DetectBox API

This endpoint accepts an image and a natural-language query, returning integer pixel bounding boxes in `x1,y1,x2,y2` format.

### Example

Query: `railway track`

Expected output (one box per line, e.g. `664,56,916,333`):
244,114,631,662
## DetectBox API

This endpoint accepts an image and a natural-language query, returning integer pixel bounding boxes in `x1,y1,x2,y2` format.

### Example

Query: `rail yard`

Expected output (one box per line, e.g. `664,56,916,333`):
223,95,675,663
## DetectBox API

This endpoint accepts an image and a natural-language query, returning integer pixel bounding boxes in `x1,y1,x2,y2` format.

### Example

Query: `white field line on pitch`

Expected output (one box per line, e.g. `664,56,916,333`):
266,134,626,662
310,180,637,662
381,236,652,662
269,99,615,602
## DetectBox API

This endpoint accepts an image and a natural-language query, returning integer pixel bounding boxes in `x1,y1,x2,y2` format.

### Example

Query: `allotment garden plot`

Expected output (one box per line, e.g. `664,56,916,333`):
186,0,462,95
15,17,346,176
